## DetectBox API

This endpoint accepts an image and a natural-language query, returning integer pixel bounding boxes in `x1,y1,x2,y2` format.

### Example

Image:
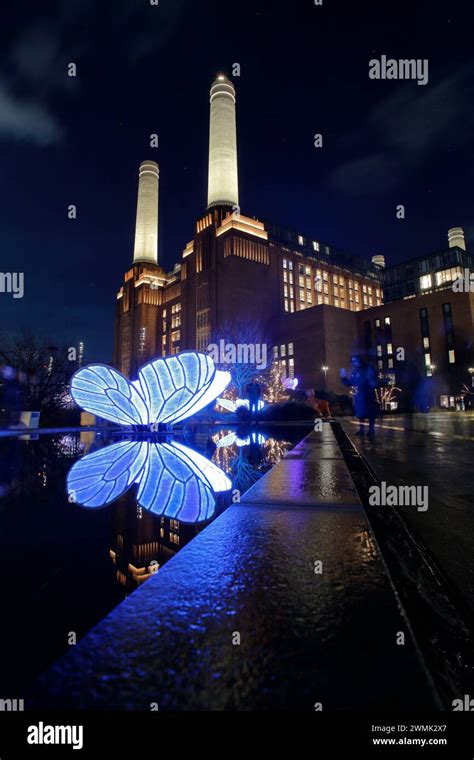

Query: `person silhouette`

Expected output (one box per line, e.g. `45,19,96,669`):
340,355,379,438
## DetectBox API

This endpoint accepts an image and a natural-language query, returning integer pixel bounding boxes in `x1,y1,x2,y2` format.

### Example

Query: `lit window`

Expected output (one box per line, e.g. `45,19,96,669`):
273,346,278,358
288,343,294,355
384,316,391,325
280,345,286,357
387,343,393,355
298,235,304,245
324,296,329,304
288,261,293,271
283,270,288,283
424,353,431,366
299,289,305,301
325,246,330,255
420,274,432,290
388,358,394,368
363,284,367,293
313,241,320,252
354,282,359,290
448,349,456,364
334,298,339,307
423,337,430,349
290,302,294,312
333,274,338,283
377,345,382,356
284,299,288,312
323,271,328,280
377,360,383,369
305,266,311,276
283,259,287,269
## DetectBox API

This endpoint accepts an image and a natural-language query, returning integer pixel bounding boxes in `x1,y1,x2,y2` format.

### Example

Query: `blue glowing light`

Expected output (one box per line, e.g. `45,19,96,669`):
70,352,231,427
216,397,265,413
67,439,232,522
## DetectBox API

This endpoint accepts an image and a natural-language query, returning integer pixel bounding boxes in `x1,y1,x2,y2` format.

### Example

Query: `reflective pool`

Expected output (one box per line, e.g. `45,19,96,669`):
0,425,305,692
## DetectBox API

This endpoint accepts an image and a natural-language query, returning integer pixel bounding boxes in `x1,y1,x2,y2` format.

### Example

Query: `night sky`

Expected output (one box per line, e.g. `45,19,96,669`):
1,0,473,361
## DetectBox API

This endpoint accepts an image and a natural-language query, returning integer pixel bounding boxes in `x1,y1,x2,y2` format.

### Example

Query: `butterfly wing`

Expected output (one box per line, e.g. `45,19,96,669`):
137,441,231,522
67,440,148,508
137,352,230,425
70,365,149,426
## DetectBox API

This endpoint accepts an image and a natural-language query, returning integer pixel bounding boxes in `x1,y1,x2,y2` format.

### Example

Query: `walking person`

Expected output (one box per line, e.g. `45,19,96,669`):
340,355,379,438
246,379,261,419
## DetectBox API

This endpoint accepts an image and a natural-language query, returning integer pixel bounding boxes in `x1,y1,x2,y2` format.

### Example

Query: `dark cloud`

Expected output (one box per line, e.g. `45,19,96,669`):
0,0,186,147
0,79,64,145
329,64,474,196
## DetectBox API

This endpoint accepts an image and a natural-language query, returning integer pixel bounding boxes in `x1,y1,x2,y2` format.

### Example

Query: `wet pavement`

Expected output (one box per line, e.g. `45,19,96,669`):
342,413,474,614
32,425,438,711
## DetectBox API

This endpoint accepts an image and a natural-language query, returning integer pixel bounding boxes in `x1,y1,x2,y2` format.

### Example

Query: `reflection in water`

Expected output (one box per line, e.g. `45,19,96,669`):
64,428,294,591
212,428,292,495
67,439,231,520
66,437,233,592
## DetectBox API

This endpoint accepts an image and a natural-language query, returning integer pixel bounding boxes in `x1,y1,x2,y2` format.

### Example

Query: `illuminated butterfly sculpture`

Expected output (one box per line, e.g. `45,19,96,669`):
70,351,231,427
67,439,232,522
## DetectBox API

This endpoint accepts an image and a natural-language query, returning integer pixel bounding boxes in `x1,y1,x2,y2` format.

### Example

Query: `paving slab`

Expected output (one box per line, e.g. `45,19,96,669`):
241,459,360,507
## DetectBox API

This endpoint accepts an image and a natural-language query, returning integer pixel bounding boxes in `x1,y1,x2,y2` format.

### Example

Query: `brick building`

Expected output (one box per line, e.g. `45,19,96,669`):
114,75,474,407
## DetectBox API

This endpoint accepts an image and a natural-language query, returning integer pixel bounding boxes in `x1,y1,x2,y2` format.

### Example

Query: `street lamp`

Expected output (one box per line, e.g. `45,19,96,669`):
321,365,329,391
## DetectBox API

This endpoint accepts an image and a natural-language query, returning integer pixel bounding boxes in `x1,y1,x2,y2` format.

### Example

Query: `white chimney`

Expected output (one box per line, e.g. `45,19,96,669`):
372,254,386,267
133,160,159,264
448,227,466,251
207,75,239,210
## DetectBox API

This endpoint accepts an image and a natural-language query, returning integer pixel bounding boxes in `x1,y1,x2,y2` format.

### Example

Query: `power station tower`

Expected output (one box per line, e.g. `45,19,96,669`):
207,75,239,211
113,161,166,377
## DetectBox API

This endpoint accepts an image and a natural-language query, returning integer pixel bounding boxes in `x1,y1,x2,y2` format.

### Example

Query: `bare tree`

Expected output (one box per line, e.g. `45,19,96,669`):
0,332,77,418
210,319,273,396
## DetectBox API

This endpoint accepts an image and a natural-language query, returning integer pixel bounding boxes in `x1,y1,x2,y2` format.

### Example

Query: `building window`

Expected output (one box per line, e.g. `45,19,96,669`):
442,303,455,365
419,307,431,375
312,241,320,252
420,274,432,290
298,235,304,245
